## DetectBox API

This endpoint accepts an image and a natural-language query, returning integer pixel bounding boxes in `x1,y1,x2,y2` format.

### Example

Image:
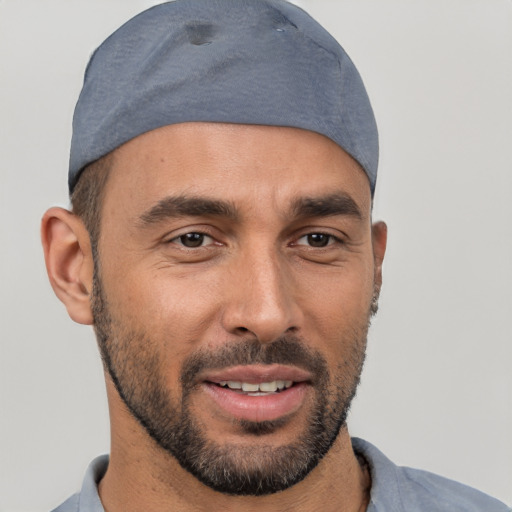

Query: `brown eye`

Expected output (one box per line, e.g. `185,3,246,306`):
178,233,207,247
304,233,332,247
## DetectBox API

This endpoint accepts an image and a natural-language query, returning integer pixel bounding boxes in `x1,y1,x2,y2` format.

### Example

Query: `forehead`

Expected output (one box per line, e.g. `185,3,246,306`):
103,122,372,217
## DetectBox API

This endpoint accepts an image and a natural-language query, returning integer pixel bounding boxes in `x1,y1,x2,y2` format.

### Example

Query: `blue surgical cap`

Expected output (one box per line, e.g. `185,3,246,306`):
69,0,378,194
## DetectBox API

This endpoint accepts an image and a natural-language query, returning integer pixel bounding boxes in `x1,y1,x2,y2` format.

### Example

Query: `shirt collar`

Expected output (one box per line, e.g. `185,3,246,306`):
77,454,108,511
75,440,401,511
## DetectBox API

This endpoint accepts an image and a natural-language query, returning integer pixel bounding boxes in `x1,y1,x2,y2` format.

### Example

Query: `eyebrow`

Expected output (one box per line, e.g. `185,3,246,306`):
139,195,238,225
138,191,363,227
290,193,363,220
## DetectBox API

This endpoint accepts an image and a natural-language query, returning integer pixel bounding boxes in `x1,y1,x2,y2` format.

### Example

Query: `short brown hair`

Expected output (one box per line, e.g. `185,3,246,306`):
70,153,113,251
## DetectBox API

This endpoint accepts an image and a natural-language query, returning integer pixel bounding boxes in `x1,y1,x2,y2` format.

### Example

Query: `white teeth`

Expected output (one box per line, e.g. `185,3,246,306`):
259,381,278,392
218,380,294,392
241,382,260,392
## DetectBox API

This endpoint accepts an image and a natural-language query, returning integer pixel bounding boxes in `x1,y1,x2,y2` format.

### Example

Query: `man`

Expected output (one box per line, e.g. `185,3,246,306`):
41,1,510,511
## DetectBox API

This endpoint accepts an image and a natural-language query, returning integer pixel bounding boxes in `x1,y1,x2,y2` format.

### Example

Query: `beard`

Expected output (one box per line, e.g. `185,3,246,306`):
91,268,373,496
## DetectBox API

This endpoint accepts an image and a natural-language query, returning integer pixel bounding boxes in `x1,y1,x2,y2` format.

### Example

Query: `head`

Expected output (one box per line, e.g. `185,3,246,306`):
42,0,386,498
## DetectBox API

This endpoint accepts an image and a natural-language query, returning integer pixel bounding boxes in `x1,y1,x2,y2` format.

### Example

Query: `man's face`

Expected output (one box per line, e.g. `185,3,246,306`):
92,123,383,495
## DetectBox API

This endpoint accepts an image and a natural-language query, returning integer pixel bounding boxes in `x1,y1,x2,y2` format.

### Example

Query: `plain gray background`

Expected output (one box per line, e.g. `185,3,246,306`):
1,1,511,510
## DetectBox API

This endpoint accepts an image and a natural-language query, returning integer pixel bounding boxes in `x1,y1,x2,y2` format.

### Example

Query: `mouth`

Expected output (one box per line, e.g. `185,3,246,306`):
200,365,312,424
215,379,294,395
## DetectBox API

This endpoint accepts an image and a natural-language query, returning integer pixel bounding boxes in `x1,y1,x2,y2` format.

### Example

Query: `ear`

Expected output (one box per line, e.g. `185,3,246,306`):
41,207,95,325
371,221,387,293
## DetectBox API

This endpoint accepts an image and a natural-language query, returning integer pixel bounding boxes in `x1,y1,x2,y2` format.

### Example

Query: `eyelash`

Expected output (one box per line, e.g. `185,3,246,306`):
168,232,216,248
294,232,343,248
168,231,344,249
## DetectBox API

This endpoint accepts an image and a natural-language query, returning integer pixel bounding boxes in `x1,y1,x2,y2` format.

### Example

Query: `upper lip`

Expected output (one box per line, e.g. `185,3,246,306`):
200,364,313,385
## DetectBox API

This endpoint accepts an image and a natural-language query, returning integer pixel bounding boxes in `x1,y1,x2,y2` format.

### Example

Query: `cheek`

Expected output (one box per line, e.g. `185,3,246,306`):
297,262,374,346
100,267,223,399
105,263,223,348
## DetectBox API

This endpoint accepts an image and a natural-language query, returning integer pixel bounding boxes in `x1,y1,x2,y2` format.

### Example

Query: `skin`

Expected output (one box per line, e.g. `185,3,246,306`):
42,122,387,512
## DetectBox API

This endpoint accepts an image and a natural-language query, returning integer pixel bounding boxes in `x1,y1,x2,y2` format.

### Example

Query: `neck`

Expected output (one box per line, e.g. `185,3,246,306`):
100,380,371,512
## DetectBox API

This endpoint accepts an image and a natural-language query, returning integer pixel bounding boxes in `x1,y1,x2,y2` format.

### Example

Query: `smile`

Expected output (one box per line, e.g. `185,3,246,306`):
216,380,294,395
200,365,311,423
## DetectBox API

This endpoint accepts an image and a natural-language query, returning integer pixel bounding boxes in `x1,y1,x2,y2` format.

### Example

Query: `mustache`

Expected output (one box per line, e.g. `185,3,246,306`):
180,335,328,387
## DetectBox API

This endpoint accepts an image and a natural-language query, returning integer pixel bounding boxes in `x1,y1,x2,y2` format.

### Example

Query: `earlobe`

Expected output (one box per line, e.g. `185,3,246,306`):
41,207,95,325
371,221,387,291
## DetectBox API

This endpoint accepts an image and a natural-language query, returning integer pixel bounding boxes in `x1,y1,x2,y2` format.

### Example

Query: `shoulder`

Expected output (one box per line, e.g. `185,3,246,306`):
352,438,511,512
397,465,510,511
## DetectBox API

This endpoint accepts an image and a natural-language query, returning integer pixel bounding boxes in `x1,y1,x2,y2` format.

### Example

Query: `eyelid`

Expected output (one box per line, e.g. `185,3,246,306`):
294,234,341,247
291,227,347,246
163,225,222,247
170,232,215,248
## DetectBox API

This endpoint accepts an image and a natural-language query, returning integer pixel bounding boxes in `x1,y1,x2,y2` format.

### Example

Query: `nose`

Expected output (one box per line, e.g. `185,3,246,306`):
221,246,303,343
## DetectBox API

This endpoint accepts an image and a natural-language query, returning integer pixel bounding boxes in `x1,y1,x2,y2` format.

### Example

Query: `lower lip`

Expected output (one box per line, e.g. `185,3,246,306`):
203,382,308,423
